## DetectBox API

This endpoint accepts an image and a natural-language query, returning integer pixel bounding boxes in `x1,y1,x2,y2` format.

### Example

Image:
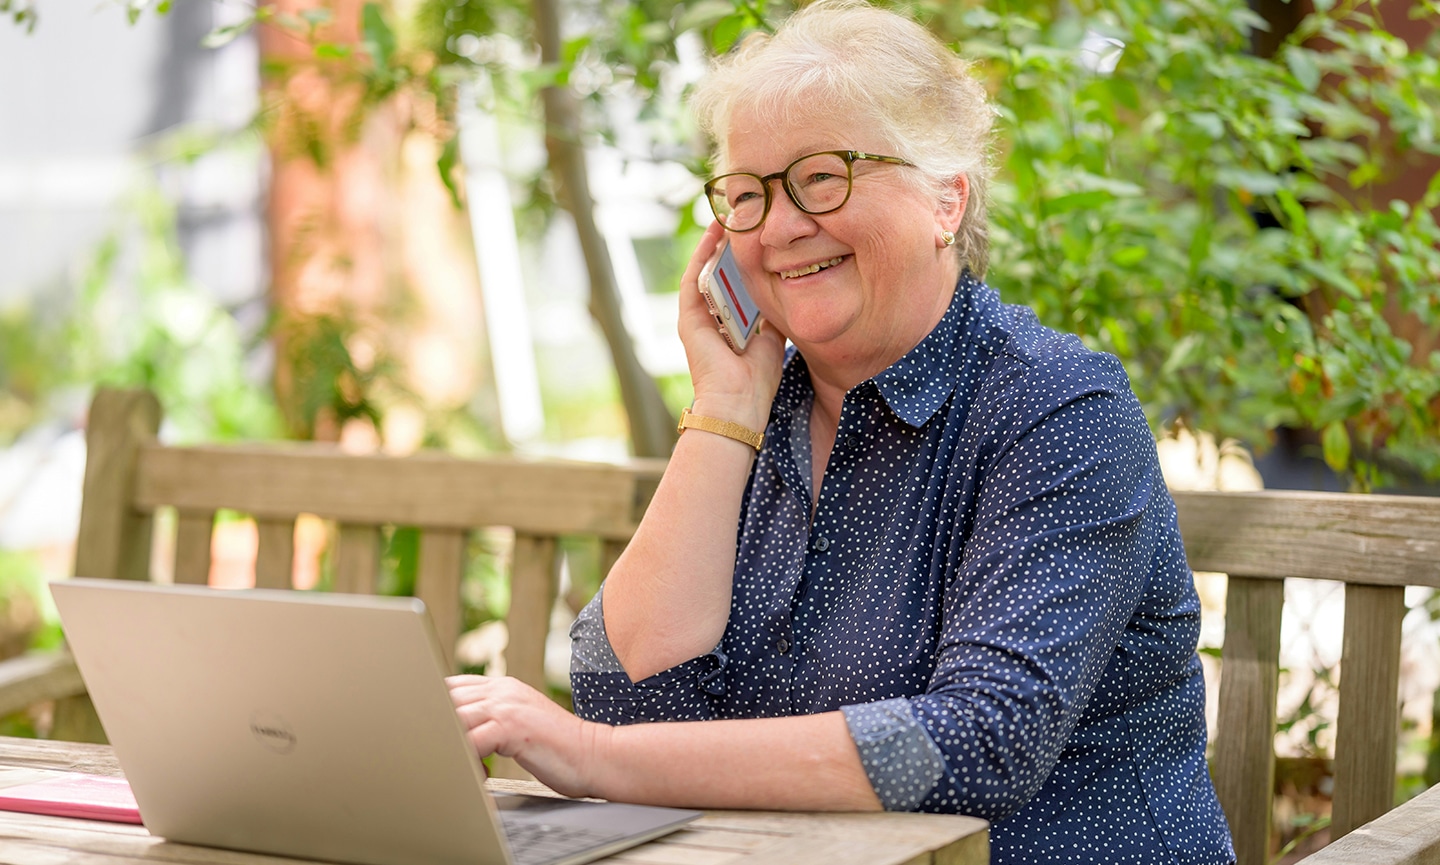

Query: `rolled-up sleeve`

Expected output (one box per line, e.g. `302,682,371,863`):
569,586,726,724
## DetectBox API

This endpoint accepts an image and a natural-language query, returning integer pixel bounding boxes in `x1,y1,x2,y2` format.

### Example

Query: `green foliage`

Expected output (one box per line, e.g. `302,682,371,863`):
884,0,1440,485
18,0,1435,482
0,182,282,446
272,311,392,441
0,0,35,32
398,0,1440,483
68,187,284,443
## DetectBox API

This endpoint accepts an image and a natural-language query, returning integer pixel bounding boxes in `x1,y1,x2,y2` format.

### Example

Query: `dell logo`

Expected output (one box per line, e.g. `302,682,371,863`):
249,712,297,754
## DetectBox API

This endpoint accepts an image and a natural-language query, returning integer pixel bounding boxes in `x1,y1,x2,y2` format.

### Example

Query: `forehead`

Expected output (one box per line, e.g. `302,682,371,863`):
721,101,890,174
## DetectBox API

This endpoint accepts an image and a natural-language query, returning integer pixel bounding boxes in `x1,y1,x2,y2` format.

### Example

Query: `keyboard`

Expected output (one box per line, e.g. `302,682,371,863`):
499,816,630,865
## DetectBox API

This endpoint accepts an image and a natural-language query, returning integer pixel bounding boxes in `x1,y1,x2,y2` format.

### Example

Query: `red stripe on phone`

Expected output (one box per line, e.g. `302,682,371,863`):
718,269,750,327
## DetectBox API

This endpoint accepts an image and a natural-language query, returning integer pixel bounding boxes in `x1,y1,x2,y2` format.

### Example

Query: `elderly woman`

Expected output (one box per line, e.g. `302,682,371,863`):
449,2,1234,862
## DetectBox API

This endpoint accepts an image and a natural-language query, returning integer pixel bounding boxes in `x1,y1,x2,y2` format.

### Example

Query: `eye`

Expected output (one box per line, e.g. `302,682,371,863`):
731,190,763,206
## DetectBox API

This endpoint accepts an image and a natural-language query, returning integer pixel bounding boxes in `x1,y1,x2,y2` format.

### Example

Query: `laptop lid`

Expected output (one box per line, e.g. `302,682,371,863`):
49,578,696,865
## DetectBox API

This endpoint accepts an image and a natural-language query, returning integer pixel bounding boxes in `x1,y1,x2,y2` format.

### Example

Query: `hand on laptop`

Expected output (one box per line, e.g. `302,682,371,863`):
447,675,611,798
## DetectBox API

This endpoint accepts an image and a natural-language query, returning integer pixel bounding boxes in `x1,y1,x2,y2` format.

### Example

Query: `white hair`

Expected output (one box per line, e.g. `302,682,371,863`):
692,0,995,276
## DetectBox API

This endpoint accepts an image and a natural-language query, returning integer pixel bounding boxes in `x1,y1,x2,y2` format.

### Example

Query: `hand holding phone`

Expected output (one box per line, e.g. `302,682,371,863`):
698,238,763,353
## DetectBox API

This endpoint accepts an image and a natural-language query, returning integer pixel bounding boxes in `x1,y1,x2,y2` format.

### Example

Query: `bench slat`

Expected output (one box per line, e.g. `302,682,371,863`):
75,390,161,582
1174,490,1440,587
1331,583,1406,840
506,533,559,695
173,510,214,586
418,529,466,671
0,652,85,718
1213,575,1284,865
600,539,626,582
135,446,665,540
335,524,380,595
255,518,294,590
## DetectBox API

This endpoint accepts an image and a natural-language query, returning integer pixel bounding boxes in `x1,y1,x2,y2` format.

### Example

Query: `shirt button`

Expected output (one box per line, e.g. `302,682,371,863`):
813,535,830,552
844,434,859,449
777,637,791,654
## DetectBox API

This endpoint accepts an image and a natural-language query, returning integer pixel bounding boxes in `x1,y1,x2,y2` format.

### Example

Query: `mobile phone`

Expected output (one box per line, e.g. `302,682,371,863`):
698,238,762,353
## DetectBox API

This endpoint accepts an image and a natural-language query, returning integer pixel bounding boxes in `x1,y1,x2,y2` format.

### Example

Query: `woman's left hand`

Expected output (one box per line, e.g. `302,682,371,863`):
446,675,610,798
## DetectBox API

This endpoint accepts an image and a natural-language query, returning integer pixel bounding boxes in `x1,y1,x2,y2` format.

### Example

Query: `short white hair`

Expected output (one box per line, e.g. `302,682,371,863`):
692,0,995,276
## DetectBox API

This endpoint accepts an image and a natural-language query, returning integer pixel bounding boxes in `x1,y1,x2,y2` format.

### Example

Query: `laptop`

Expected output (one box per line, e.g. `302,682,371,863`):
49,578,701,865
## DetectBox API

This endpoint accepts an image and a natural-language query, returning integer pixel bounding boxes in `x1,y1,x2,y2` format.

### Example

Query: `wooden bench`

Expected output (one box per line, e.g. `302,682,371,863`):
1177,490,1440,865
1,387,1438,863
0,388,664,752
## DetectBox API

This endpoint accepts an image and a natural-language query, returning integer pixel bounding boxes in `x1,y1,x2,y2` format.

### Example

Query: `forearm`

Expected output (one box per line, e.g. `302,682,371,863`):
602,405,759,680
587,712,882,811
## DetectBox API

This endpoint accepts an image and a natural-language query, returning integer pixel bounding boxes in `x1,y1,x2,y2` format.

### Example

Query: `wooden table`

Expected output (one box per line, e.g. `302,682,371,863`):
0,737,988,865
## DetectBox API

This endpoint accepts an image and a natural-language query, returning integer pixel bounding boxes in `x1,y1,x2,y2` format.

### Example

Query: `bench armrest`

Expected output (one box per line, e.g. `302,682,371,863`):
1294,783,1440,865
0,650,85,718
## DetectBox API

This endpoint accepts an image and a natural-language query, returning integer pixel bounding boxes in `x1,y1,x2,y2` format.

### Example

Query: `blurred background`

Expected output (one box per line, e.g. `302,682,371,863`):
1,0,1438,856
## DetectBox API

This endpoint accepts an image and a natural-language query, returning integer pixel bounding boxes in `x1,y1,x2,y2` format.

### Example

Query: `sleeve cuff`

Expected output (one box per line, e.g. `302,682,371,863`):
841,697,947,811
569,586,726,725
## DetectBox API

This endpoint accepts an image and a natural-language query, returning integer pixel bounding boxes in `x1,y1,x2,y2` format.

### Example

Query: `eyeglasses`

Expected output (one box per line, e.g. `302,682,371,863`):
704,150,913,233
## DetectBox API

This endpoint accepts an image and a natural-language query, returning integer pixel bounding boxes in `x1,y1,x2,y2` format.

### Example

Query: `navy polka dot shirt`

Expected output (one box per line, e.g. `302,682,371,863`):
571,273,1235,865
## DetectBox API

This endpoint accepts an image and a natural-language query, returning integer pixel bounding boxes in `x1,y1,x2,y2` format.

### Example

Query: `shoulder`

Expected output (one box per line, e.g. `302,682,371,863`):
962,284,1136,424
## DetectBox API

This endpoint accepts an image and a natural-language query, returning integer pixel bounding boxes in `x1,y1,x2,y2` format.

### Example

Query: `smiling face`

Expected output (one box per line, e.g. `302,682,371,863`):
722,103,965,381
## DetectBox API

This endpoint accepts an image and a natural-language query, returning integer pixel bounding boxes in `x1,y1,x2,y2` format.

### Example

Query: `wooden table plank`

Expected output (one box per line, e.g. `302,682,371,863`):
0,738,987,865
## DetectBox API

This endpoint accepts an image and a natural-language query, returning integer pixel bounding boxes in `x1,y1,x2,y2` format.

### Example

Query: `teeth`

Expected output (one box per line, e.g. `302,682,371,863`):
780,257,844,279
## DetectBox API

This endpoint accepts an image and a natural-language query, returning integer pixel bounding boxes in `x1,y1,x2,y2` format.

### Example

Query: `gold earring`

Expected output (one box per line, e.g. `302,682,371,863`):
941,230,956,247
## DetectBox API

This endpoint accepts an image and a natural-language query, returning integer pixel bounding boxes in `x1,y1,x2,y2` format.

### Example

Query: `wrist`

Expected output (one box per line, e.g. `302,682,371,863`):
579,721,616,799
688,397,769,433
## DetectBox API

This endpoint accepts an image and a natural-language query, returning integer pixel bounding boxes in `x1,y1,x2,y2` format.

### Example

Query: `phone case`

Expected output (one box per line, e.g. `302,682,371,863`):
699,241,762,353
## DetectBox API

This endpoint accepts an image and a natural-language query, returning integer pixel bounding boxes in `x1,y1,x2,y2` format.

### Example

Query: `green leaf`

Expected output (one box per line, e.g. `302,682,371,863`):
361,2,395,69
301,7,333,26
1322,421,1351,472
1215,168,1283,196
1110,245,1149,267
437,134,463,210
711,12,746,53
1042,189,1113,217
676,0,737,34
1276,188,1309,234
202,18,254,49
1189,111,1225,140
314,42,353,59
1285,48,1321,93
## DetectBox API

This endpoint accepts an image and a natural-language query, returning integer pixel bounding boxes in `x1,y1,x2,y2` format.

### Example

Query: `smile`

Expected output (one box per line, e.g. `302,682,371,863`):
779,256,846,280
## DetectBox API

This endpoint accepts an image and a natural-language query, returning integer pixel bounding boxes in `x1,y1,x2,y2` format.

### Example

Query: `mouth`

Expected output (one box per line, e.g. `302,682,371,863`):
778,256,847,280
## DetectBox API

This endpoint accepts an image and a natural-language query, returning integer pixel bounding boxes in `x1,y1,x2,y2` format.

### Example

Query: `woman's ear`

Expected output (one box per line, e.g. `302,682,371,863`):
935,174,970,247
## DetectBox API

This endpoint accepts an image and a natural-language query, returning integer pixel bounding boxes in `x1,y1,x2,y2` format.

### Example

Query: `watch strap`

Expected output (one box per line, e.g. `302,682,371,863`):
677,407,764,452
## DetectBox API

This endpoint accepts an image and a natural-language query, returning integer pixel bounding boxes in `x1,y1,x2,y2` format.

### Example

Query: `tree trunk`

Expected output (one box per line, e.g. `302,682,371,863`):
529,0,677,458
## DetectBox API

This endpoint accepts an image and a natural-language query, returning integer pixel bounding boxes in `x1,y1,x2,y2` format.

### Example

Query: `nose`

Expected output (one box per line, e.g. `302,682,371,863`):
759,179,819,248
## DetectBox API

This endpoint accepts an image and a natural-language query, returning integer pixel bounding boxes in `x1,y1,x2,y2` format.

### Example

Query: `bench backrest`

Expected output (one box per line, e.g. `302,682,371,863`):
75,388,663,693
1176,490,1440,864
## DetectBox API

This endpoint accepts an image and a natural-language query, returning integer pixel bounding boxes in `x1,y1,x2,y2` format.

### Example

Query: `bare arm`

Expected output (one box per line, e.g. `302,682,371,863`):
449,676,881,811
601,223,787,681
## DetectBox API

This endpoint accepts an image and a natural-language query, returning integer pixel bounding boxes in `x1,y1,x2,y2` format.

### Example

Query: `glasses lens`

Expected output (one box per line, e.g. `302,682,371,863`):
708,174,766,231
787,153,851,214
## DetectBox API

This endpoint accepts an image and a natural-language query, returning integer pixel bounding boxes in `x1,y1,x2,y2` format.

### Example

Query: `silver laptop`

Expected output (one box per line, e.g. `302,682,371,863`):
49,578,700,865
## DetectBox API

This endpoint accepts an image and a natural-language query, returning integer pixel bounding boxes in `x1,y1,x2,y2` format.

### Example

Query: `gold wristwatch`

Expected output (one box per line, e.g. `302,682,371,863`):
677,407,764,452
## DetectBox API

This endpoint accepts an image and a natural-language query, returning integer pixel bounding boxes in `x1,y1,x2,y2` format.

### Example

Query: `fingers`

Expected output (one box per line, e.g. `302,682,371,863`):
681,221,726,291
678,223,728,336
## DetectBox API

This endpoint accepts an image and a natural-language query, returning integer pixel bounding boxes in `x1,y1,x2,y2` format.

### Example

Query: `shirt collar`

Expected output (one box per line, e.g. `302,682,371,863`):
770,270,986,431
869,270,982,428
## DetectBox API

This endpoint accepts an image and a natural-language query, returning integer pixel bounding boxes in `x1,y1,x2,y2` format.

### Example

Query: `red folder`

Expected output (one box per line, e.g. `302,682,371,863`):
0,772,142,824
